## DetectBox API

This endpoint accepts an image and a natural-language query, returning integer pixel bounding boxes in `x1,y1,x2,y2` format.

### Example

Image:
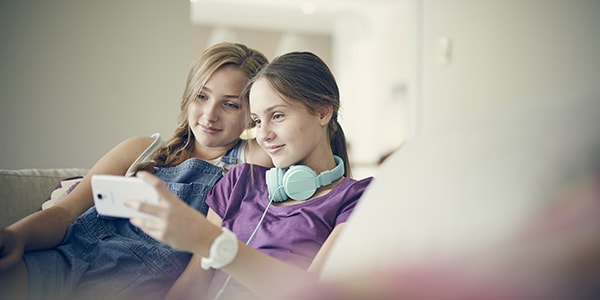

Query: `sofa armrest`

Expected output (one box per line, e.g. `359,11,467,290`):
0,168,88,228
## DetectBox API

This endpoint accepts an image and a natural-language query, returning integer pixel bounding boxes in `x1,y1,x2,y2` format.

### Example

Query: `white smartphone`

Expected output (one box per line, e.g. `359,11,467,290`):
91,174,159,218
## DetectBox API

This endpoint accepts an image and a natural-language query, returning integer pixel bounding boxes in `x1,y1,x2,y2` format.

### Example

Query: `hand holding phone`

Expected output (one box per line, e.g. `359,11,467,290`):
91,174,159,218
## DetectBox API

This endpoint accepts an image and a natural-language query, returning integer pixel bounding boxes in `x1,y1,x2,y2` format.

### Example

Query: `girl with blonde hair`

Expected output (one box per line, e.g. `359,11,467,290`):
0,42,271,300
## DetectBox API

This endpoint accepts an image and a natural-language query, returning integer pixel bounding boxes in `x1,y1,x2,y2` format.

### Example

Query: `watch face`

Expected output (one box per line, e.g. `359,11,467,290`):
203,228,238,269
218,239,237,256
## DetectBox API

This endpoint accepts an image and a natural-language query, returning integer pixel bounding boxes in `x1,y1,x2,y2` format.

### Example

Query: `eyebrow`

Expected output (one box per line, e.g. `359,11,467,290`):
202,86,241,99
251,104,287,116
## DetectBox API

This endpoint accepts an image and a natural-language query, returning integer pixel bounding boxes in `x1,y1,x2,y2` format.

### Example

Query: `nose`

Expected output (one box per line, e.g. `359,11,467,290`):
201,101,218,123
256,122,274,143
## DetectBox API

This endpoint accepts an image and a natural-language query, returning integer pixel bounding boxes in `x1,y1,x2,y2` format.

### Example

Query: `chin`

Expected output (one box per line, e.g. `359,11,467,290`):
272,161,285,168
270,158,286,168
195,137,223,148
273,159,296,169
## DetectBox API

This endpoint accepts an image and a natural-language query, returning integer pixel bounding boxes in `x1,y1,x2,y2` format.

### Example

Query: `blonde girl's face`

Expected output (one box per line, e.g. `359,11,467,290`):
187,65,248,154
249,78,330,169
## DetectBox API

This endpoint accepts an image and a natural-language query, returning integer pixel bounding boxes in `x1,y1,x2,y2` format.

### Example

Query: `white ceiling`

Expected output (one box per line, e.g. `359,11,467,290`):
190,0,400,34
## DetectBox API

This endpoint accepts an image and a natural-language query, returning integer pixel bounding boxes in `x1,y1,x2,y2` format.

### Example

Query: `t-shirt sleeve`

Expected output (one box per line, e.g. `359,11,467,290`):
335,177,373,225
205,164,243,219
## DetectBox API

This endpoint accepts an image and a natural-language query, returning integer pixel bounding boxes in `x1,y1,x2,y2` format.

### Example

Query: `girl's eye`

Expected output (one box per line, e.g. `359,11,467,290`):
225,102,240,110
196,94,207,101
251,118,261,126
273,113,284,120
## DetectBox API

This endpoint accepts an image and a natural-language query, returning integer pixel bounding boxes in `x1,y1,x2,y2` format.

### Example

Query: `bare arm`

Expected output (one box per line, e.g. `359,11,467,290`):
216,235,320,298
129,172,346,299
165,254,212,300
6,136,155,251
308,223,345,273
166,209,223,299
216,223,345,298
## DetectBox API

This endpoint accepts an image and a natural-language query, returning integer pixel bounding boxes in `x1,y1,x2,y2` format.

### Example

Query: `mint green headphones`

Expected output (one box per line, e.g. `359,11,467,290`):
265,155,345,202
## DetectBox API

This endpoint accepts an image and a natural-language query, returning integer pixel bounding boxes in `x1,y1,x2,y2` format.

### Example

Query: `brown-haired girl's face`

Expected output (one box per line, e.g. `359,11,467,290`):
249,78,330,168
187,65,248,152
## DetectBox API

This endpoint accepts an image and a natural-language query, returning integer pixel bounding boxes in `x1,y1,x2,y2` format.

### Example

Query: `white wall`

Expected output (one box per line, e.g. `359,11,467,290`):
322,0,600,279
333,1,412,172
5,0,596,174
0,0,191,169
418,0,600,131
189,1,412,179
0,0,409,177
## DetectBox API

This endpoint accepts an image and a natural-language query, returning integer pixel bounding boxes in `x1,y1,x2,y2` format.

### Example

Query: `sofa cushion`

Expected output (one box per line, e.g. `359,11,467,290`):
0,168,88,228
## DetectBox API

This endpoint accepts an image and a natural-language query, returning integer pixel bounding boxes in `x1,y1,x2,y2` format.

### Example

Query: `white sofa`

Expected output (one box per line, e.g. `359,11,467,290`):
0,168,88,228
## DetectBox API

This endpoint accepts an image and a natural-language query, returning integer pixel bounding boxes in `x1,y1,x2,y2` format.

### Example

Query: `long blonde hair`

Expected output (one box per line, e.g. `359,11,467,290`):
134,42,268,173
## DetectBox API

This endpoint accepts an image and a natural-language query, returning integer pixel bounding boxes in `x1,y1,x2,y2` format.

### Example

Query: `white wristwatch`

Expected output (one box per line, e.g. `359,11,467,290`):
201,227,239,270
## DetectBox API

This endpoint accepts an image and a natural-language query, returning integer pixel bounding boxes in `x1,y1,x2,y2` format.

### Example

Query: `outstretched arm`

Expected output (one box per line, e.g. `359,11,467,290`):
129,171,340,299
165,254,213,300
0,136,155,271
165,209,223,299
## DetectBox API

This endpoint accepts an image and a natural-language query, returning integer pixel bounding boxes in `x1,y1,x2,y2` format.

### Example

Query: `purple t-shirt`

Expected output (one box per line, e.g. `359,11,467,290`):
206,163,373,269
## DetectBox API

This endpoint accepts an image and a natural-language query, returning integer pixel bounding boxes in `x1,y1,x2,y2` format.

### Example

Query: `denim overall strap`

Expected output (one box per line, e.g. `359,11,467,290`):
22,139,249,300
150,138,245,214
219,139,244,172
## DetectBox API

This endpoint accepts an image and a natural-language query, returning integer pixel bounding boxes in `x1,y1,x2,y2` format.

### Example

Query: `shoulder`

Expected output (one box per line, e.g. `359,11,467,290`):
226,162,270,179
328,177,373,223
208,163,269,208
319,177,373,206
124,133,163,176
101,134,160,164
216,163,270,191
83,133,162,179
331,177,373,204
243,139,273,168
340,176,374,194
116,134,159,152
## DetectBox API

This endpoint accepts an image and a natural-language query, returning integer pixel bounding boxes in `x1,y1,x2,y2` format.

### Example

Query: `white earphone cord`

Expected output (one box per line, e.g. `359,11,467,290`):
213,199,273,300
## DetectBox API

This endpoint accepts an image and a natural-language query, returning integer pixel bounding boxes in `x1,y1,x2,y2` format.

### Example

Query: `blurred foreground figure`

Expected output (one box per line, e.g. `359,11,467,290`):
281,92,600,300
292,178,600,300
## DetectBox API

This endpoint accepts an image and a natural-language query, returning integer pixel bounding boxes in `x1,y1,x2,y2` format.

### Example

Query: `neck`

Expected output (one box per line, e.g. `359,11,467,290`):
192,141,237,161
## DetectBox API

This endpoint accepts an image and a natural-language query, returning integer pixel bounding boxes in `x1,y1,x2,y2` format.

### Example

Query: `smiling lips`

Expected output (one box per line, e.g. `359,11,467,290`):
265,144,284,155
200,124,221,134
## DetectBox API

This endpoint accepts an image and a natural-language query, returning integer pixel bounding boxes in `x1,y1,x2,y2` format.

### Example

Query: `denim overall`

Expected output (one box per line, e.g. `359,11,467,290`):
24,140,244,300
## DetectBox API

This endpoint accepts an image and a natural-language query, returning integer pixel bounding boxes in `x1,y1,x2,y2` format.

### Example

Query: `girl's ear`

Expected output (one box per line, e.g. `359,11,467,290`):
318,104,334,126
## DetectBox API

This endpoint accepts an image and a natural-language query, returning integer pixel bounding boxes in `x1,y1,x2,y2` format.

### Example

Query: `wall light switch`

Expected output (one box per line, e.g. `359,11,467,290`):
437,37,452,65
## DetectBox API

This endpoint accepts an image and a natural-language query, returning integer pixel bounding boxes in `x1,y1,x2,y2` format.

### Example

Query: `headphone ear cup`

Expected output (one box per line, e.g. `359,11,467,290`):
266,156,343,202
266,167,288,202
283,166,318,200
